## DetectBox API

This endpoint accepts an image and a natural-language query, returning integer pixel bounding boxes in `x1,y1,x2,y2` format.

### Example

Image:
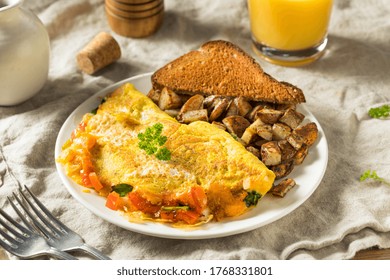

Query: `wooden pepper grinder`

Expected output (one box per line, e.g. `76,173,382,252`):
105,0,164,38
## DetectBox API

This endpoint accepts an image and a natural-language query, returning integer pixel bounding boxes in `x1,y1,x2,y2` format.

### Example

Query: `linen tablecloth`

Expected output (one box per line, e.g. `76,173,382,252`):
1,0,389,260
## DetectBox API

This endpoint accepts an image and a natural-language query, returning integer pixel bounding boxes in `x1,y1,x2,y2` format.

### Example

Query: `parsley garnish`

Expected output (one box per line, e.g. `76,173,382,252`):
138,123,171,161
368,105,390,119
360,170,390,186
112,184,133,197
244,190,262,207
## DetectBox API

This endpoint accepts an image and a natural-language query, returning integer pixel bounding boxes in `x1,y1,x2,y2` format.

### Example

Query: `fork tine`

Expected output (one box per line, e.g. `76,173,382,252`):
21,185,71,232
0,208,32,237
0,236,15,252
9,192,57,239
0,222,21,245
0,212,26,241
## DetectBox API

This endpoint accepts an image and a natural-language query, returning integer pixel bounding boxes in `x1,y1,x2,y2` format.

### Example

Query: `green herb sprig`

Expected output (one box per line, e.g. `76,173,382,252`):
360,170,390,187
368,105,390,119
112,183,133,197
138,123,171,161
244,190,262,207
161,206,190,211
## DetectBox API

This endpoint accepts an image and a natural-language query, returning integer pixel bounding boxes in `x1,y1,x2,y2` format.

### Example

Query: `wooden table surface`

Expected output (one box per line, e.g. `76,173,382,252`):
353,247,390,260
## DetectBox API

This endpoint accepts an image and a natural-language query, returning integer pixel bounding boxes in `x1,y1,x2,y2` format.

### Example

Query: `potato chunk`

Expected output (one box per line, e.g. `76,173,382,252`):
256,108,283,124
293,122,318,146
272,123,291,140
178,109,208,124
147,89,161,104
158,87,183,110
235,97,252,117
294,145,308,165
278,140,297,162
279,108,305,129
256,124,273,141
260,141,281,166
179,94,204,114
241,119,264,144
209,98,230,121
222,115,251,138
287,132,305,150
270,162,294,179
271,178,296,197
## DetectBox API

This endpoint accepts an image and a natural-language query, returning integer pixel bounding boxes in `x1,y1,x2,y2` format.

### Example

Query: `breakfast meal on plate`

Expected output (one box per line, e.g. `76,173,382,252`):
58,40,318,226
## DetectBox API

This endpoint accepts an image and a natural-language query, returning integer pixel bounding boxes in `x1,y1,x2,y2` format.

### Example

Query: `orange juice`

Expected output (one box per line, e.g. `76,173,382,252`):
248,0,333,66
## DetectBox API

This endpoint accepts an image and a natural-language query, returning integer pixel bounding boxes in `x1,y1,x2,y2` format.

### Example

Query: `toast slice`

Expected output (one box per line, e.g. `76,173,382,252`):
151,40,305,105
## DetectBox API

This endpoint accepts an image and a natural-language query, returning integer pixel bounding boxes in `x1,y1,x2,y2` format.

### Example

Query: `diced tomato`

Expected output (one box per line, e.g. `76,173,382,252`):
176,186,207,214
190,186,207,213
128,192,161,214
175,210,200,224
88,172,104,191
105,192,122,210
160,210,175,221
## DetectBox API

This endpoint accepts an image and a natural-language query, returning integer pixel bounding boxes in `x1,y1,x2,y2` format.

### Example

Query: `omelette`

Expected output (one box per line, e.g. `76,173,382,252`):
58,83,275,225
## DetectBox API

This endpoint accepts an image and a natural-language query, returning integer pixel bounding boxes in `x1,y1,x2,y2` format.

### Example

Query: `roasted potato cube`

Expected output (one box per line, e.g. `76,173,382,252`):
261,141,281,166
158,87,183,110
211,121,226,131
235,97,252,117
279,108,305,129
241,127,258,144
256,124,273,141
293,122,318,146
225,98,239,117
272,123,292,140
203,95,219,108
147,89,161,104
247,105,264,122
222,115,251,138
287,132,304,150
271,178,296,197
246,146,260,158
178,109,208,124
179,94,204,114
277,140,297,162
164,109,180,118
241,119,264,144
294,145,308,165
209,98,230,121
256,108,283,124
270,162,294,179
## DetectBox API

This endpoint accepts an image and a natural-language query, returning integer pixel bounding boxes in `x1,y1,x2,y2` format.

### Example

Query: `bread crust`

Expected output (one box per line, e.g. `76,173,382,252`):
152,40,305,104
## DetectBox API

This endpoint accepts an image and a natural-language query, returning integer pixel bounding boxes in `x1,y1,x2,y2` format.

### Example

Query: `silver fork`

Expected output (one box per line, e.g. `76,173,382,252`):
9,185,111,260
0,208,77,260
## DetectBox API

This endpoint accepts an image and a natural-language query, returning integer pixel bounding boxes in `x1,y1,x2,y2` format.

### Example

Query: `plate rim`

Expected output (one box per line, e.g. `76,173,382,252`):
55,72,329,239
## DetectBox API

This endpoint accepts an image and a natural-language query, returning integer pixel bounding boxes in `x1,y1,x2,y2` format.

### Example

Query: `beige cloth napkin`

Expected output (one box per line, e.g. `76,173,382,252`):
1,0,390,260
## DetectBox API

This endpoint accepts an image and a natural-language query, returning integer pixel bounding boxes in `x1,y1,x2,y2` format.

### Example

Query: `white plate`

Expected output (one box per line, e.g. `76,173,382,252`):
55,73,328,239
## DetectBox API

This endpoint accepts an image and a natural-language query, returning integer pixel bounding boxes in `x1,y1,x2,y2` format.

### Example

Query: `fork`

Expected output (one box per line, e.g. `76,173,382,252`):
9,185,111,260
0,208,77,260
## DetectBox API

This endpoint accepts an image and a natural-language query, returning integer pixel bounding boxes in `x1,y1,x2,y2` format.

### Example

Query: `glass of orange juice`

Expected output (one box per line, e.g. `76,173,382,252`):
247,0,333,66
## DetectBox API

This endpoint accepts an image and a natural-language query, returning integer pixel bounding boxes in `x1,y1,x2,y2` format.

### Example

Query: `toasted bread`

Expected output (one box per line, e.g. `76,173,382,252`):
151,40,305,104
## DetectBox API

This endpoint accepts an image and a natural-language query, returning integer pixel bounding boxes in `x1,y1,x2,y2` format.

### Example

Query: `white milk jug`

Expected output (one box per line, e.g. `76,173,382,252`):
0,0,50,106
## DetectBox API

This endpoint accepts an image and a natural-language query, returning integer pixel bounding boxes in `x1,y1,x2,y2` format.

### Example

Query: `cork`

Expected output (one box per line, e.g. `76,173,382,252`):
76,32,121,75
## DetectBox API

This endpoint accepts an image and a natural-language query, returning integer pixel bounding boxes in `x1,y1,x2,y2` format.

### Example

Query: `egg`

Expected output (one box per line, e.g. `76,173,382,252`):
59,83,275,224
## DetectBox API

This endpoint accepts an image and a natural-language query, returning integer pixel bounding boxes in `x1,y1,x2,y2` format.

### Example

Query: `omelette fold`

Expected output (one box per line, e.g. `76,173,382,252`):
58,83,275,225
